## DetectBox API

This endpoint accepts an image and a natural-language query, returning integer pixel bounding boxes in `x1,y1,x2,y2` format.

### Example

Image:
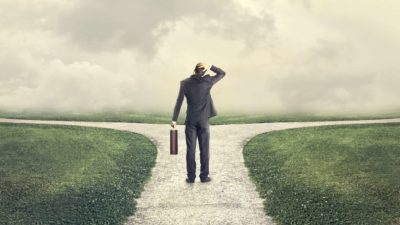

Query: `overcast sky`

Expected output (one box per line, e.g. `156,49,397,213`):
1,0,399,114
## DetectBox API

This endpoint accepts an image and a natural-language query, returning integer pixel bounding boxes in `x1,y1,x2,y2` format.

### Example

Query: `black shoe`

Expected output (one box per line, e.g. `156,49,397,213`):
200,177,212,183
186,178,195,183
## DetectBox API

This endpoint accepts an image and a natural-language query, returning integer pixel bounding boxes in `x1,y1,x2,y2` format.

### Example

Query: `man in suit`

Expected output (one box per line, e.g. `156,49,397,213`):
171,62,226,183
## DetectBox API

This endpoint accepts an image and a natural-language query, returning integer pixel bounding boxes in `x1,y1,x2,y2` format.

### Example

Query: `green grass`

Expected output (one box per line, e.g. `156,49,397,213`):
0,123,157,225
211,112,400,125
0,111,171,124
1,110,400,125
244,123,400,225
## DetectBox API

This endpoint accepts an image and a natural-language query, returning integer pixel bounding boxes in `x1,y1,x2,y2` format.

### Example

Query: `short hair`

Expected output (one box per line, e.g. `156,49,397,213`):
194,62,207,74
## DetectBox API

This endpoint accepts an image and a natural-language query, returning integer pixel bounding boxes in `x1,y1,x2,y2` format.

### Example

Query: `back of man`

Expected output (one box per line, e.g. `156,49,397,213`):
171,63,225,183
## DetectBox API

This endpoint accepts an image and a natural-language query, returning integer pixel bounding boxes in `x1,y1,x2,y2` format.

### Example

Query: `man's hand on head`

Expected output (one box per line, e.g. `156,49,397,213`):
201,64,212,77
206,64,213,73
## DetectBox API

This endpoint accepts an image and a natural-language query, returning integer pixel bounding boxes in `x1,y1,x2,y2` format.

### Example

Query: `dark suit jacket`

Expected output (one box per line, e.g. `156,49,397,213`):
172,65,225,124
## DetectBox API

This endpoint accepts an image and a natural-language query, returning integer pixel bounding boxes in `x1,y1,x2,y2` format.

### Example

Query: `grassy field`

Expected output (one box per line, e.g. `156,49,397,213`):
0,123,156,225
1,110,400,124
244,123,400,225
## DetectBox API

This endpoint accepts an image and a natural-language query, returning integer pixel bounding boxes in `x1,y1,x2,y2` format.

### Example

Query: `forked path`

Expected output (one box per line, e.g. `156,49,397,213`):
1,118,400,225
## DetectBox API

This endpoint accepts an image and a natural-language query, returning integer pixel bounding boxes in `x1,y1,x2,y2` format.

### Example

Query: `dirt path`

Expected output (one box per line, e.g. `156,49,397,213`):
1,118,399,225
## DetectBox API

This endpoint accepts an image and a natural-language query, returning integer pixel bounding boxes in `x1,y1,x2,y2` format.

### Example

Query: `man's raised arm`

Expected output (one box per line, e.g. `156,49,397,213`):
209,65,226,86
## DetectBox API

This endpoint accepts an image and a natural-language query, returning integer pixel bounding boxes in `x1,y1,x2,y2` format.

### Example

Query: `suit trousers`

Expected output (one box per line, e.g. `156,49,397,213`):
184,120,210,180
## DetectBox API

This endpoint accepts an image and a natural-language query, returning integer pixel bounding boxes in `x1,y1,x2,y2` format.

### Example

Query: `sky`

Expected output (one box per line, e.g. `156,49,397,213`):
1,0,399,114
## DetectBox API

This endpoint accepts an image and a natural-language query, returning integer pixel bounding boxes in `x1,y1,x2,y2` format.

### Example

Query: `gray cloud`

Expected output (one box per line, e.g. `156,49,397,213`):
290,0,312,9
0,0,399,114
268,72,377,113
57,0,275,56
0,53,37,95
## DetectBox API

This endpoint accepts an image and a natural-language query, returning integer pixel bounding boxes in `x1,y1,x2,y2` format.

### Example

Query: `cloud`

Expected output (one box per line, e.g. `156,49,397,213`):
56,0,275,56
0,49,138,112
289,0,312,9
0,0,400,114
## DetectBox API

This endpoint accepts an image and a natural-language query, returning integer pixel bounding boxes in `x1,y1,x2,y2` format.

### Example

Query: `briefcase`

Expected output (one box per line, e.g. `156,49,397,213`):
170,128,178,155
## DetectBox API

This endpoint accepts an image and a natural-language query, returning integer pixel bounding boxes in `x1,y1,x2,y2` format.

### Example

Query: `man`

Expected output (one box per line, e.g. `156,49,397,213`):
171,62,226,183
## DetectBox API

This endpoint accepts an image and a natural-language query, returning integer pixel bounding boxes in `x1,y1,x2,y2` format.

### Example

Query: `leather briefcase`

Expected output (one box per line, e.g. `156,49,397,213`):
170,128,178,155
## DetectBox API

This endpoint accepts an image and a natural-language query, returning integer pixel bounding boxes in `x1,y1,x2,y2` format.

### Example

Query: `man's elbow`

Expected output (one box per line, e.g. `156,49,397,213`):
219,67,226,76
216,67,225,77
219,71,226,79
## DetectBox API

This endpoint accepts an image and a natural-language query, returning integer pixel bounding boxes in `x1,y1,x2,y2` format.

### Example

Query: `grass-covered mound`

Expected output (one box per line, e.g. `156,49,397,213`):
0,123,156,225
244,123,400,225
